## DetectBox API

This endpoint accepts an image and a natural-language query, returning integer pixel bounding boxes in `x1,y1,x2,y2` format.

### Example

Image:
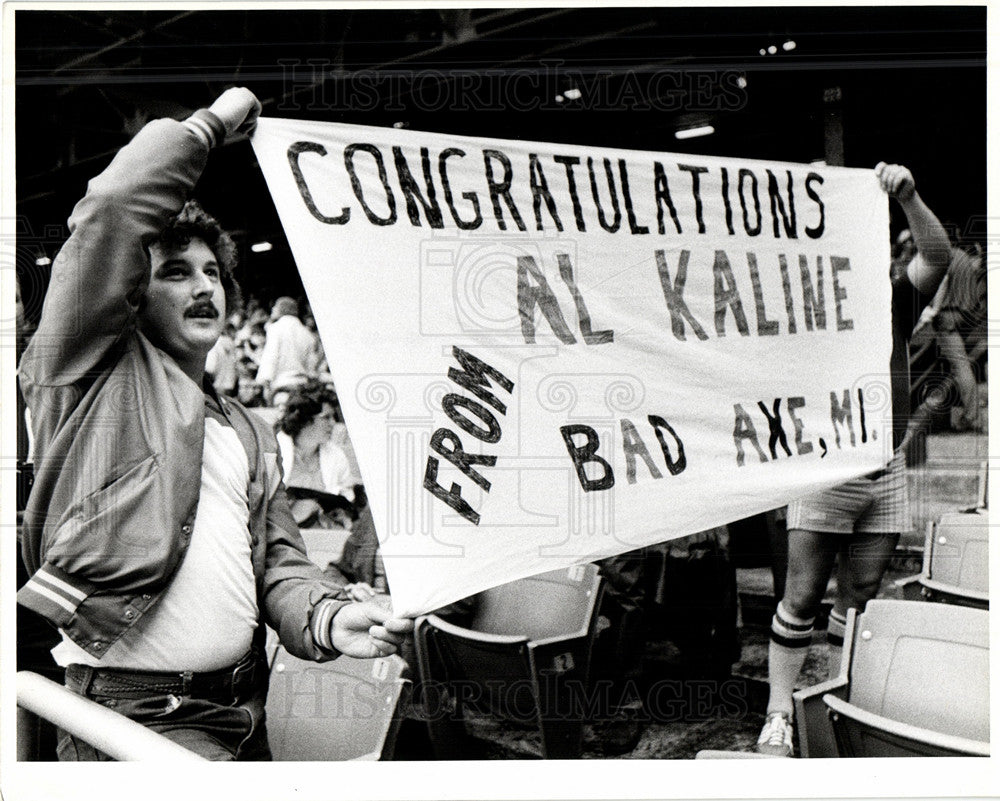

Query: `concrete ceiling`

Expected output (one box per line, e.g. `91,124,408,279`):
13,5,986,306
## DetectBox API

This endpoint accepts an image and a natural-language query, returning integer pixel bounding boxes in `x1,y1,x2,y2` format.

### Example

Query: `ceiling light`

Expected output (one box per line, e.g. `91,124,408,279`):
251,241,273,253
675,124,715,140
35,256,51,266
564,87,581,101
782,40,797,51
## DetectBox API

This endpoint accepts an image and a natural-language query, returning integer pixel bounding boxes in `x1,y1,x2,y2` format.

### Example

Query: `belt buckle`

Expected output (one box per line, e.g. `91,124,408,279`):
230,656,254,698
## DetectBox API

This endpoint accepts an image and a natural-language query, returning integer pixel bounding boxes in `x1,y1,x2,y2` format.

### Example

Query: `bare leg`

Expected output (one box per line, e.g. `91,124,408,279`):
835,531,900,613
828,531,899,675
765,528,838,716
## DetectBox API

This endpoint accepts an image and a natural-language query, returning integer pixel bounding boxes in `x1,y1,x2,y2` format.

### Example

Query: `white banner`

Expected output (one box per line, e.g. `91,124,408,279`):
251,118,892,617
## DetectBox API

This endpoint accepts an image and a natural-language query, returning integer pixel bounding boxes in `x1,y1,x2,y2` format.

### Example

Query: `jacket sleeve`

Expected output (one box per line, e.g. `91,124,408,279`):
20,118,210,389
258,421,351,661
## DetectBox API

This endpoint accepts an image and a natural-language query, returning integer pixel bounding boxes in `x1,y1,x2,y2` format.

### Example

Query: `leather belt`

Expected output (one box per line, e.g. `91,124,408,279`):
67,650,258,702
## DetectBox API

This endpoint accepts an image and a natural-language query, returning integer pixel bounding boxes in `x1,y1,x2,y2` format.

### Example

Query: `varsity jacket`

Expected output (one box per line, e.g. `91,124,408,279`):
17,114,347,662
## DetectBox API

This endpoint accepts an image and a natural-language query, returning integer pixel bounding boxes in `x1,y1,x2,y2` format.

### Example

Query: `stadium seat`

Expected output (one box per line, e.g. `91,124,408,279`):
297,526,351,569
792,673,849,758
791,604,855,758
266,647,411,760
806,600,990,758
896,509,988,608
414,564,604,759
823,694,989,757
919,510,988,606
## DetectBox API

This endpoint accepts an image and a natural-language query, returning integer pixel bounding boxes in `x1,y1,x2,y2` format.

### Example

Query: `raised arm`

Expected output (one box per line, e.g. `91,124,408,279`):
875,162,950,295
22,88,260,388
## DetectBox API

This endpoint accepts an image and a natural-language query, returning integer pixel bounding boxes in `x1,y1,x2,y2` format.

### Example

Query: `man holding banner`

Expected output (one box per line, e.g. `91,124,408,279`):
19,80,945,760
17,88,412,760
757,162,950,756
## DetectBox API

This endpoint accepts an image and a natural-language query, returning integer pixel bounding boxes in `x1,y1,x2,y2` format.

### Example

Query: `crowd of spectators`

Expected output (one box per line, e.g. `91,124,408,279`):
204,295,331,409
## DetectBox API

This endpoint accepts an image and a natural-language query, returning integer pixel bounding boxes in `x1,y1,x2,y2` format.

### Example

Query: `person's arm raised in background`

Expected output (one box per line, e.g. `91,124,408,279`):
875,162,950,296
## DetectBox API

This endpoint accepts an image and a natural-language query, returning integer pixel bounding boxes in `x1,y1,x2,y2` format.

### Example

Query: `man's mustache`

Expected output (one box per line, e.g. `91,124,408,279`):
185,301,220,319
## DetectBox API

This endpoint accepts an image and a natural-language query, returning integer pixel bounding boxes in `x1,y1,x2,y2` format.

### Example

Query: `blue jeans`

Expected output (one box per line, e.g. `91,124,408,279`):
57,665,272,761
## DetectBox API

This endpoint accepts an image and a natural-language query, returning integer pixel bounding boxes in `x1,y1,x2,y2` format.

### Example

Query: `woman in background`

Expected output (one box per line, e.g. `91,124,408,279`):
276,381,358,528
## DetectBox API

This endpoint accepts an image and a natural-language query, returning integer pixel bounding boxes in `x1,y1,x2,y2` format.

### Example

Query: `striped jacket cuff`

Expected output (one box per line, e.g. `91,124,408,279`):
183,108,227,149
310,598,342,655
17,563,93,627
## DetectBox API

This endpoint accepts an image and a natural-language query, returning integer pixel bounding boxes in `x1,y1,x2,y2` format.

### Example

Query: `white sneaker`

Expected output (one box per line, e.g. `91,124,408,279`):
756,712,793,756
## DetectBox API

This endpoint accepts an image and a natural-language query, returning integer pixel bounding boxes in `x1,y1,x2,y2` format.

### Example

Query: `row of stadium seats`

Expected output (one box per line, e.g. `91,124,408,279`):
16,509,987,760
790,506,989,758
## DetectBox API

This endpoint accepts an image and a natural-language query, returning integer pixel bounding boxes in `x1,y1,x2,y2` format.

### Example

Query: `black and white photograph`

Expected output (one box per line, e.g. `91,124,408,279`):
2,2,992,798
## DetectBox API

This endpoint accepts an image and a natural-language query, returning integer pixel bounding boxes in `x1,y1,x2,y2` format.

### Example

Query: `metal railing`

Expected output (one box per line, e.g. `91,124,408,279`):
16,671,206,761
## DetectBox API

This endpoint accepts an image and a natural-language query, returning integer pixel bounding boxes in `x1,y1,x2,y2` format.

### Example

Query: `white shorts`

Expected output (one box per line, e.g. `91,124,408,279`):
786,452,910,535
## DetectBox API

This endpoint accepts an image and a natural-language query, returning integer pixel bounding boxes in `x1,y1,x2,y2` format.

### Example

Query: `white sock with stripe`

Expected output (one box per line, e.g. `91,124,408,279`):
826,608,848,678
766,601,815,716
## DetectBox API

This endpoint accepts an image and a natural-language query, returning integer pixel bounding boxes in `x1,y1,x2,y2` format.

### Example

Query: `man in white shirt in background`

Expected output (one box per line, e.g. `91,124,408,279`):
256,295,321,405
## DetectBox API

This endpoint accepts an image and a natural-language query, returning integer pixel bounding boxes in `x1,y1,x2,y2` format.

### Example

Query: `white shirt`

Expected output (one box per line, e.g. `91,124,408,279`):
53,417,258,671
205,333,238,393
255,314,319,387
277,430,356,501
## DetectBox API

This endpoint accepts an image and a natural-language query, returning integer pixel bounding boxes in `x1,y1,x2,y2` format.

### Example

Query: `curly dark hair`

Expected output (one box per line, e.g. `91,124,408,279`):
153,199,242,312
279,381,339,439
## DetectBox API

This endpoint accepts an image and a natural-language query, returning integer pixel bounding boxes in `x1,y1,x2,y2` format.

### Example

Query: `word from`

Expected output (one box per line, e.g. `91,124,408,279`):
423,347,515,525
